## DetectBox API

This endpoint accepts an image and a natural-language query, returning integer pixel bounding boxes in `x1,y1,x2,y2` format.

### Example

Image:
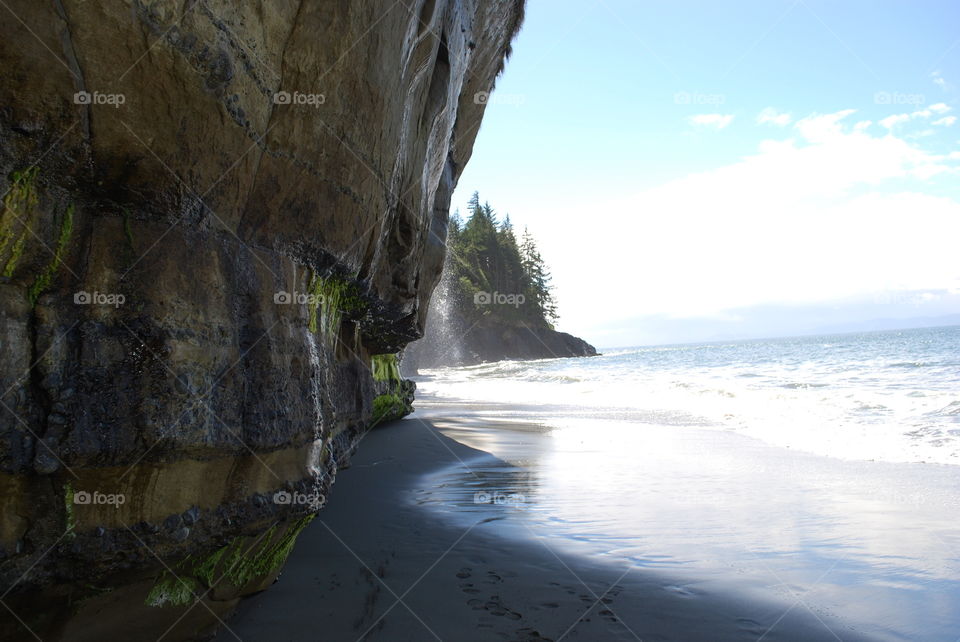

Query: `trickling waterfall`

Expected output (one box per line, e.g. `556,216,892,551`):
403,254,466,373
429,259,464,364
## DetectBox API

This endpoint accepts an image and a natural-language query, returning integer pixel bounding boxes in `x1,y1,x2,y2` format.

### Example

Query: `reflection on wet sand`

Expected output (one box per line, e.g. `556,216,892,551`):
414,398,960,641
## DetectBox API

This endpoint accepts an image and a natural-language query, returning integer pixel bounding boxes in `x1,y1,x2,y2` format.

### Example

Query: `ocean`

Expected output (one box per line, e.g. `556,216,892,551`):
411,325,960,641
417,325,960,466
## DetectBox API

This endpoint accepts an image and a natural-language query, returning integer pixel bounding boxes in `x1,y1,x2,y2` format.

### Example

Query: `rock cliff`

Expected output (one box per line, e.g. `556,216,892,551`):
403,265,597,370
404,311,598,370
0,1,524,639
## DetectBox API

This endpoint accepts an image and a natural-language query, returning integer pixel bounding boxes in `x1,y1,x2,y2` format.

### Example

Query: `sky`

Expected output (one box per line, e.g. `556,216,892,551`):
449,0,960,347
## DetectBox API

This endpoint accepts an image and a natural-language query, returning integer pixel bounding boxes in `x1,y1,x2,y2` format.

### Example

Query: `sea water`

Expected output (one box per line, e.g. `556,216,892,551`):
418,325,960,466
412,326,960,640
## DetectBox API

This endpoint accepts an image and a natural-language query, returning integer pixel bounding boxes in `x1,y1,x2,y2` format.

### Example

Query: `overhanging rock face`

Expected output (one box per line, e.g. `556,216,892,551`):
0,1,524,639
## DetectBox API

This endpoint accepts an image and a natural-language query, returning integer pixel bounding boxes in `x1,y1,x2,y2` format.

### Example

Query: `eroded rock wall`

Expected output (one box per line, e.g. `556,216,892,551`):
0,1,524,639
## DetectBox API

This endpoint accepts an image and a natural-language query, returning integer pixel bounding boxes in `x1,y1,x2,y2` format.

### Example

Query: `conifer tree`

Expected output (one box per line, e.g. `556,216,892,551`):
520,228,558,324
444,193,558,327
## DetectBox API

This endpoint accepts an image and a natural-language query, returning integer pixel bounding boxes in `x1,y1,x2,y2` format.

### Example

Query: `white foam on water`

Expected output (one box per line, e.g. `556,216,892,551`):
415,326,960,465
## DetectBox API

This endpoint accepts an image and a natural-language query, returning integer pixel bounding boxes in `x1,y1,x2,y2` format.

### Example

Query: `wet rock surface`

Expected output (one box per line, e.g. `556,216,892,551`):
0,1,524,639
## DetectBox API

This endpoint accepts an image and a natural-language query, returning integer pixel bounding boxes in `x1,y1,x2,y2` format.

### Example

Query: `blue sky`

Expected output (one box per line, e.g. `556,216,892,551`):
450,0,960,346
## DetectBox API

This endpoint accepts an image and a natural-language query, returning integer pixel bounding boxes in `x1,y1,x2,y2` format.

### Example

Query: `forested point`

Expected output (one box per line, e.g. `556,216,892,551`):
445,191,558,328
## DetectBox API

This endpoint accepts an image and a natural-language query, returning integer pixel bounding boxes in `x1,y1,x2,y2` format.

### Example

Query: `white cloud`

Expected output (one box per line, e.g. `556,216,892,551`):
853,120,872,131
690,113,734,129
879,104,953,129
933,115,956,126
795,109,857,142
543,109,960,328
879,113,911,129
757,108,792,126
932,71,947,89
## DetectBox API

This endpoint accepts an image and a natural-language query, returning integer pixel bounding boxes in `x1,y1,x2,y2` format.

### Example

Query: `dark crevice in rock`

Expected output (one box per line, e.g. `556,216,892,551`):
52,0,90,142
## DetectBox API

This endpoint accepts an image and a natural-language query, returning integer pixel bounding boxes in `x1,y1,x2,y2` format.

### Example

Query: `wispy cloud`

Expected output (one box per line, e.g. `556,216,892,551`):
879,103,952,129
757,108,792,126
933,115,956,126
880,113,911,129
690,113,734,129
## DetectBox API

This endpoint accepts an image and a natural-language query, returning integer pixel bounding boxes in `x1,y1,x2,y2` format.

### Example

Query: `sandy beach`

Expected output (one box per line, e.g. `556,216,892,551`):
211,400,949,641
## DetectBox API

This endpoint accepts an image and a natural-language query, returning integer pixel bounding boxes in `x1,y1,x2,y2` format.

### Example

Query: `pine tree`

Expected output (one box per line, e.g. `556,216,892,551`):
520,228,557,324
444,193,559,327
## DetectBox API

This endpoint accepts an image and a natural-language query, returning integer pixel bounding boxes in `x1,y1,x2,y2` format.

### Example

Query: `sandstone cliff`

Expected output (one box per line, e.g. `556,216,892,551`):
0,1,524,639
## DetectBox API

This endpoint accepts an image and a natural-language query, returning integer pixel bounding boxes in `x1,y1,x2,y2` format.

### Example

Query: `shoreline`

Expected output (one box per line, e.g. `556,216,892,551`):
216,412,882,641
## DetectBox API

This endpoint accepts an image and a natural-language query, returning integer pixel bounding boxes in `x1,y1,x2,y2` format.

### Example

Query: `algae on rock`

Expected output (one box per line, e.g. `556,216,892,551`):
146,515,316,607
0,167,40,278
27,203,73,305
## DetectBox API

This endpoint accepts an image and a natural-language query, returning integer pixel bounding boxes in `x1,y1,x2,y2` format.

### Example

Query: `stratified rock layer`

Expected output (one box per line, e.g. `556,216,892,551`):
0,1,523,639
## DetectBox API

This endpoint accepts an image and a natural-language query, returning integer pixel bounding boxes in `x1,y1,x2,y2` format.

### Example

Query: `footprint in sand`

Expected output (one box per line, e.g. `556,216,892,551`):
736,617,765,635
457,567,483,593
514,627,553,641
599,608,619,623
460,582,481,594
483,594,522,620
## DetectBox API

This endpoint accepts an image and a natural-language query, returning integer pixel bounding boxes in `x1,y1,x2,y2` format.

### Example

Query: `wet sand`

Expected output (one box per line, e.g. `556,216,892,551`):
214,412,892,641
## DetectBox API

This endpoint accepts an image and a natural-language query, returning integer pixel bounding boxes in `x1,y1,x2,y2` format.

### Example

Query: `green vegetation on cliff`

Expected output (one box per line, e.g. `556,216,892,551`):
146,514,316,607
63,482,76,535
370,353,408,425
28,203,74,305
0,167,39,278
447,192,557,327
371,353,401,382
306,272,367,345
371,392,405,425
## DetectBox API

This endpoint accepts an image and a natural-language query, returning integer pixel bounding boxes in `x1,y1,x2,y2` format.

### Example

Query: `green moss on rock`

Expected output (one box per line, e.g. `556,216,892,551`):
64,482,76,534
28,203,73,304
372,393,405,425
371,353,400,382
305,272,368,345
145,576,201,608
145,514,315,607
0,167,39,276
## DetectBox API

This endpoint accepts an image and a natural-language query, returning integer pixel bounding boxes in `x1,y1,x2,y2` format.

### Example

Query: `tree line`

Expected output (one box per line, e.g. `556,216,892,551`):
445,192,558,327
